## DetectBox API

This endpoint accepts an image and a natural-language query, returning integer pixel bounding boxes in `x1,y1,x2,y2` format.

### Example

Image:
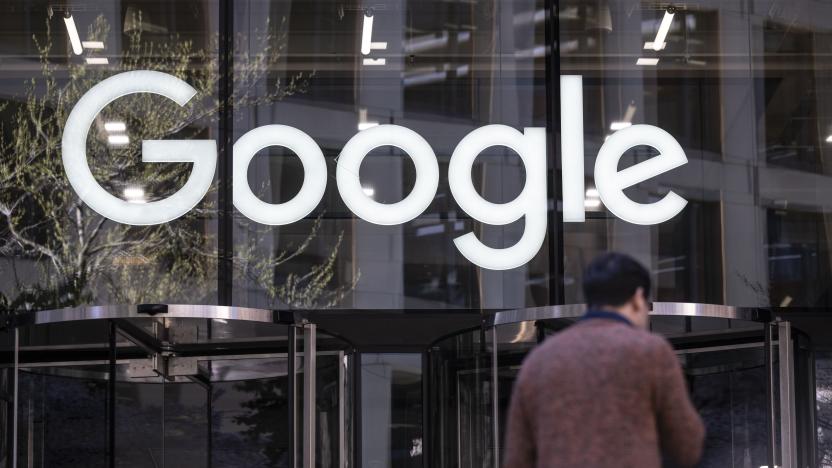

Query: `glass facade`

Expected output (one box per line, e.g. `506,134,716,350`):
0,0,832,312
3,0,832,467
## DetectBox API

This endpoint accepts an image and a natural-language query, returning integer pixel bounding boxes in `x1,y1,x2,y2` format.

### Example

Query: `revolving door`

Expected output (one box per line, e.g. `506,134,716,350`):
0,305,354,468
427,304,813,468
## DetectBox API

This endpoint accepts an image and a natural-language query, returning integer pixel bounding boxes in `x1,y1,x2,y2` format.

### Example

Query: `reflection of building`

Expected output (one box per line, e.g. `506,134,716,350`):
2,0,832,467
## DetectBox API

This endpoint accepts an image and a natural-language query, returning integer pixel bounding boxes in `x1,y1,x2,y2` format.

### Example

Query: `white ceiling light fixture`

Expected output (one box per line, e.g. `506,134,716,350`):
104,121,126,132
108,134,130,146
585,187,601,209
63,13,83,55
86,57,109,65
360,12,387,55
357,108,378,131
650,7,676,51
610,102,637,131
82,41,105,49
584,198,602,209
636,57,659,66
123,187,146,203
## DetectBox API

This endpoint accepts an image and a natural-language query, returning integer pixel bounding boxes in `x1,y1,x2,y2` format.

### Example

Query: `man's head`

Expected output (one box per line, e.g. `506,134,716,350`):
583,252,651,328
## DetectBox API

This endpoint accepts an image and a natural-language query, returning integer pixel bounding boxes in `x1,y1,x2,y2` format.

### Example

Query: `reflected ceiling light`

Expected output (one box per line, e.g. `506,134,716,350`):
404,32,449,54
650,8,676,51
403,69,447,87
584,198,602,209
108,134,129,145
63,13,83,55
513,9,546,26
104,121,126,132
643,41,666,50
123,187,145,203
86,57,109,65
361,13,387,55
515,45,547,59
362,58,386,66
585,187,601,209
826,135,832,143
611,102,637,130
358,108,378,131
82,41,104,49
636,57,659,66
362,186,375,197
358,122,379,130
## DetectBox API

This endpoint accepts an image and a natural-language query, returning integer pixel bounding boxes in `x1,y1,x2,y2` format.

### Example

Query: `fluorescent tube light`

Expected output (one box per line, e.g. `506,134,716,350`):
584,198,602,209
81,41,104,49
636,57,659,66
622,102,637,122
123,187,145,203
63,14,83,55
363,58,386,66
104,121,126,132
611,102,638,130
86,57,109,65
358,108,378,130
108,134,129,145
651,10,675,51
361,14,387,55
643,41,666,50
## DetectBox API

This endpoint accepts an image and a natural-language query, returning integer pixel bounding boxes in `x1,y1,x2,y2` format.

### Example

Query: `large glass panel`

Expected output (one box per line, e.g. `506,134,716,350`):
0,0,220,311
12,321,111,467
559,0,832,308
4,316,354,467
231,0,548,310
431,316,770,467
360,353,422,467
427,328,493,468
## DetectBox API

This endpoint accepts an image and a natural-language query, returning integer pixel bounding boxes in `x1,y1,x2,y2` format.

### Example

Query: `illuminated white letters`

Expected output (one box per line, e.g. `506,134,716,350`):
448,126,547,270
560,75,586,222
62,71,217,225
337,125,439,225
559,74,688,225
61,71,690,269
233,125,327,225
594,124,688,225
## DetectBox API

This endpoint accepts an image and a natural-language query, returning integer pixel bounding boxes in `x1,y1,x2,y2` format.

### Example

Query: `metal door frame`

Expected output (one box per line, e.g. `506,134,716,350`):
1,304,344,468
488,302,799,468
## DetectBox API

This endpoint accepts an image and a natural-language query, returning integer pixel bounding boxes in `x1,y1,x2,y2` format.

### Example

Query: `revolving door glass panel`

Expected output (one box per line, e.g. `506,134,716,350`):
428,314,780,467
5,313,353,468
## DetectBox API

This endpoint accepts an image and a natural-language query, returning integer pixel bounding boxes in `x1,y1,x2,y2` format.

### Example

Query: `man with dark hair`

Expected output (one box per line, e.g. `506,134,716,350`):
504,252,705,468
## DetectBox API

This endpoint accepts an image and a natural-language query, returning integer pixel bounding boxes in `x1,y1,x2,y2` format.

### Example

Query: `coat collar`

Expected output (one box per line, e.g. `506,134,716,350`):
579,309,633,327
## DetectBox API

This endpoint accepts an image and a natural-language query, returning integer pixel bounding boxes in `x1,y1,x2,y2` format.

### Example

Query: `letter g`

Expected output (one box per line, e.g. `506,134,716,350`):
61,70,217,225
